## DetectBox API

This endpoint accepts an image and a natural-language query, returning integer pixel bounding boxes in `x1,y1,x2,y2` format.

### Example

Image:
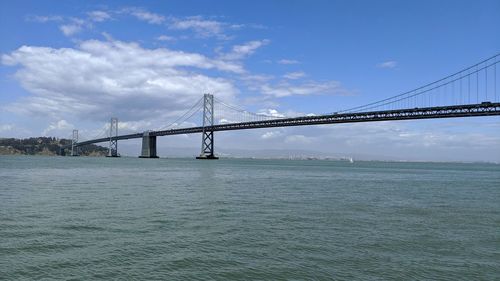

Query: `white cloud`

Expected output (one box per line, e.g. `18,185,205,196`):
167,16,266,39
31,12,110,36
220,40,270,60
26,15,63,22
261,130,283,139
156,35,176,41
42,120,73,136
260,81,348,98
0,123,32,137
88,11,112,22
59,24,82,36
169,16,225,38
117,120,153,133
0,124,14,132
256,109,286,118
222,120,500,162
321,121,500,158
239,74,274,83
123,8,165,24
377,60,397,69
283,71,306,80
59,18,85,36
2,39,241,123
218,118,231,124
277,59,299,65
229,24,245,30
285,134,314,144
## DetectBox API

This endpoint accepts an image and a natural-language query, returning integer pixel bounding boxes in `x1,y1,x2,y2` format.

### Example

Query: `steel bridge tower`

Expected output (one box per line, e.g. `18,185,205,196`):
107,117,119,157
71,129,79,156
196,93,218,159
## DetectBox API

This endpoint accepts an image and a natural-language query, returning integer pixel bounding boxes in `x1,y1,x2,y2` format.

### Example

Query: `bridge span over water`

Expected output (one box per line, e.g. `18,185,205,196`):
64,54,500,159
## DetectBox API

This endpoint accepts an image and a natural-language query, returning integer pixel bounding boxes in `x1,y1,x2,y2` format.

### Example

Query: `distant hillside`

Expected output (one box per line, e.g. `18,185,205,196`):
0,137,108,156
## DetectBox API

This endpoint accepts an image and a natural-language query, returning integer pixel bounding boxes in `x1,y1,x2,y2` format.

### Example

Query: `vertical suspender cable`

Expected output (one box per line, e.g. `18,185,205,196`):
452,78,455,105
460,76,462,104
476,66,479,103
486,62,488,101
468,71,471,104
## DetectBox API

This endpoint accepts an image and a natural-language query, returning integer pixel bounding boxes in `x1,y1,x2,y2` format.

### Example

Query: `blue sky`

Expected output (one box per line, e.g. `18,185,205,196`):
1,0,499,161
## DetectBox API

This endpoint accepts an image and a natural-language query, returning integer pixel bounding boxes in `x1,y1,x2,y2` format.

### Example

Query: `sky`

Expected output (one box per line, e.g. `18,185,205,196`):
1,0,499,161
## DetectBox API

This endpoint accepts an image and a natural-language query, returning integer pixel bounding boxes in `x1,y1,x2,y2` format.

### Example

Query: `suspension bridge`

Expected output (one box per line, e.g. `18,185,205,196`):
63,54,500,159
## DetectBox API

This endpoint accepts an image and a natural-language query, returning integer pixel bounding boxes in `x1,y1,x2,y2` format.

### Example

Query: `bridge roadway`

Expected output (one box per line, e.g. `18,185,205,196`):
74,102,500,147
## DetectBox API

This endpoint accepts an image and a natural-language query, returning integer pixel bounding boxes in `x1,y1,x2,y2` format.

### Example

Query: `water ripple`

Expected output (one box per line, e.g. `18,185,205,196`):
0,156,499,279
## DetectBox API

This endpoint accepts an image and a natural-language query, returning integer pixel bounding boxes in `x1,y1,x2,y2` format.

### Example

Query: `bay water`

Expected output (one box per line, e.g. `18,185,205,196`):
1,156,499,280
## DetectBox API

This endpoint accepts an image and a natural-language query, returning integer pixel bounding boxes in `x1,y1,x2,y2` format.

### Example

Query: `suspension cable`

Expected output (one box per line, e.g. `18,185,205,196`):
343,61,499,113
214,97,286,120
155,97,204,131
338,53,500,113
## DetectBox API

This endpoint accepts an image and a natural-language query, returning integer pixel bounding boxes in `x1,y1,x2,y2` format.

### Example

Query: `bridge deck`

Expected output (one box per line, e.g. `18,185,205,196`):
73,102,500,147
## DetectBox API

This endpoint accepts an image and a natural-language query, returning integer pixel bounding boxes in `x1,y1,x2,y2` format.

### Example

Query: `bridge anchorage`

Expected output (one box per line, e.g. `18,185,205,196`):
196,93,218,160
106,117,120,157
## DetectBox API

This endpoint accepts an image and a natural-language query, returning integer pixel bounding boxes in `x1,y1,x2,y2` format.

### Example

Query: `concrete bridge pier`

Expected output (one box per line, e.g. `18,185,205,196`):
139,131,159,158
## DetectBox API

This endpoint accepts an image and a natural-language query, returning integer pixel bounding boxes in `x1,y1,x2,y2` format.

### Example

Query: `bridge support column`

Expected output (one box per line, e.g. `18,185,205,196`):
197,93,218,160
139,131,159,158
107,117,120,157
71,129,79,156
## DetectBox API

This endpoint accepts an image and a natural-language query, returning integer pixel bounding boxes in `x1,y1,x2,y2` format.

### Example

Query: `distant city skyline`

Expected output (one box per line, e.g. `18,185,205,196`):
1,0,499,161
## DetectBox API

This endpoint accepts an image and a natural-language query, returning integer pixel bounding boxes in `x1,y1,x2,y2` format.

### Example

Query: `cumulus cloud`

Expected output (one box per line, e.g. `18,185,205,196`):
42,120,73,136
377,60,397,69
2,39,241,123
